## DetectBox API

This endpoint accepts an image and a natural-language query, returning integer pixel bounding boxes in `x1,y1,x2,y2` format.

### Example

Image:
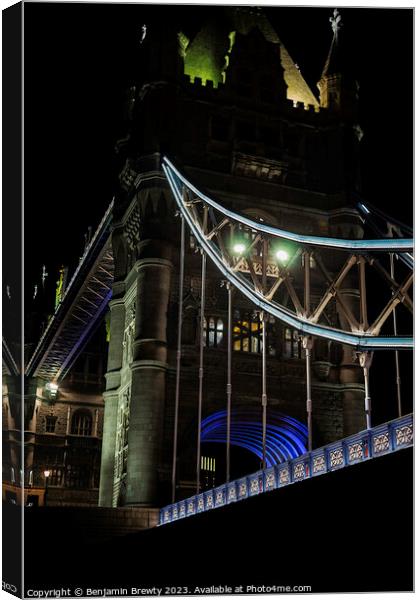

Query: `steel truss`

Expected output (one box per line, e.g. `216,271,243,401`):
163,157,413,351
26,202,114,382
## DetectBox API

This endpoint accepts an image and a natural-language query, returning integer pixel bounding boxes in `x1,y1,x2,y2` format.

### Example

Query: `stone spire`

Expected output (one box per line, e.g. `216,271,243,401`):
317,8,358,116
321,9,343,79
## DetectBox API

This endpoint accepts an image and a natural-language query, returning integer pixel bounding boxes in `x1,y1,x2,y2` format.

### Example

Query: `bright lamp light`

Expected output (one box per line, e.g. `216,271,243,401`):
275,249,289,263
232,242,246,255
46,382,58,398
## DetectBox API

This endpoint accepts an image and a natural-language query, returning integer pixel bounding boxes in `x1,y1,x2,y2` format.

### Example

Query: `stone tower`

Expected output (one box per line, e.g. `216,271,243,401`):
99,7,366,509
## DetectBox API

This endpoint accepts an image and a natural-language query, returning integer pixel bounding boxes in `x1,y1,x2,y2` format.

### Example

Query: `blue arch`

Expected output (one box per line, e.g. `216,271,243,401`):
201,408,308,468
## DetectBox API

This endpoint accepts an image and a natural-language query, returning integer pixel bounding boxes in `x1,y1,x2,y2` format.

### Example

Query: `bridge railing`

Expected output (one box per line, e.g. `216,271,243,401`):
159,413,413,525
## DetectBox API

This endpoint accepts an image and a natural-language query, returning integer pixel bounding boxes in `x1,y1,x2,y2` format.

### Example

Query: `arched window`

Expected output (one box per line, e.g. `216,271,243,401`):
283,328,301,359
233,311,262,353
45,415,57,433
203,317,224,348
71,410,92,436
233,311,276,355
200,455,216,490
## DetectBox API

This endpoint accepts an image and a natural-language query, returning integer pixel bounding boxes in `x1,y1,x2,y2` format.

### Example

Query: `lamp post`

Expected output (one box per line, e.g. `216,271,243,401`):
302,250,313,451
226,282,233,484
196,209,209,495
46,382,58,400
172,216,185,504
232,242,246,255
358,352,374,430
43,470,51,507
261,310,268,470
275,249,289,264
390,253,402,417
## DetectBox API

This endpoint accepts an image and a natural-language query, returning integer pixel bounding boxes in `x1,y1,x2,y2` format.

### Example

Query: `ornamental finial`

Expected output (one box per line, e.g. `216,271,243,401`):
329,9,342,37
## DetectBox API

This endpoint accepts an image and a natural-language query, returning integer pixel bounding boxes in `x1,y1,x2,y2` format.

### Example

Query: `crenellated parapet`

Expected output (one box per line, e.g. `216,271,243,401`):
181,73,323,115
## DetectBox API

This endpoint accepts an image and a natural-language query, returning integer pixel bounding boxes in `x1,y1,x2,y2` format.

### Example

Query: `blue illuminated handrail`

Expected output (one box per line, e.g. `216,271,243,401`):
163,162,412,350
159,413,413,526
355,200,413,269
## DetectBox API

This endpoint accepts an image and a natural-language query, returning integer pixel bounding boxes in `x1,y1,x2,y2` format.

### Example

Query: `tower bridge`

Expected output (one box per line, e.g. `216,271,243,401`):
12,149,413,513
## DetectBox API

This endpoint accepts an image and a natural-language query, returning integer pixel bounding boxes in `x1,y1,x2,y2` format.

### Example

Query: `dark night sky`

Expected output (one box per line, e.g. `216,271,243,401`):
22,3,413,422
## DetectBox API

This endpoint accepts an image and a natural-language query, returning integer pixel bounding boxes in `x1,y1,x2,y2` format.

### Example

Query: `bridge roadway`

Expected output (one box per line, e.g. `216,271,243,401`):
160,413,413,525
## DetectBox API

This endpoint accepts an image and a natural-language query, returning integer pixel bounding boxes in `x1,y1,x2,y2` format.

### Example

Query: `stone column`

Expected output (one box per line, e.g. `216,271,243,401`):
98,391,119,506
125,245,172,506
24,377,39,487
105,295,126,392
98,295,125,506
337,289,365,436
66,406,71,435
6,376,21,486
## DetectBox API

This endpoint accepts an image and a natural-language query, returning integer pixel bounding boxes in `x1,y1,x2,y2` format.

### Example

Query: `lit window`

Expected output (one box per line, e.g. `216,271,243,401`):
283,328,301,359
71,410,92,436
203,317,224,348
233,313,262,353
201,455,216,490
200,456,216,473
49,467,64,487
65,465,90,489
45,416,57,434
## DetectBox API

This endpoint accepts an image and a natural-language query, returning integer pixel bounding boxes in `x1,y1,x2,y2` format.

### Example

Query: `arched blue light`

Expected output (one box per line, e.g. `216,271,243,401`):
201,408,308,468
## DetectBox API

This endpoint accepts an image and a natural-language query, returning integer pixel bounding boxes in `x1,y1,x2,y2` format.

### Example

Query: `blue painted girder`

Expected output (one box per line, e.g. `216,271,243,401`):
163,160,413,351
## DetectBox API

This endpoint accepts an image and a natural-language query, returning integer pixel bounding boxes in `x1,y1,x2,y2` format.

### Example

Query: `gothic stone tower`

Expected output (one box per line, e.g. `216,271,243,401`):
99,7,366,508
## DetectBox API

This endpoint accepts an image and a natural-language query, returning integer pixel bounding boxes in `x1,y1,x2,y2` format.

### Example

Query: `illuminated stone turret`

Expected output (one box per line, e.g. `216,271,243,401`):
181,19,232,87
224,26,288,103
228,7,319,108
178,7,319,106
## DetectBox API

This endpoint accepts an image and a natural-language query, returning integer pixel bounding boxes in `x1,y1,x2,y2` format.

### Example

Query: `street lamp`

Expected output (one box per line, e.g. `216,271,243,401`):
232,241,246,255
43,469,51,507
45,382,58,400
275,248,289,264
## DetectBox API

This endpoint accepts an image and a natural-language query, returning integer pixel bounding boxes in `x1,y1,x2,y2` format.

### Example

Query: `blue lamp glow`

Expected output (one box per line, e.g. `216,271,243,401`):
201,408,308,468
